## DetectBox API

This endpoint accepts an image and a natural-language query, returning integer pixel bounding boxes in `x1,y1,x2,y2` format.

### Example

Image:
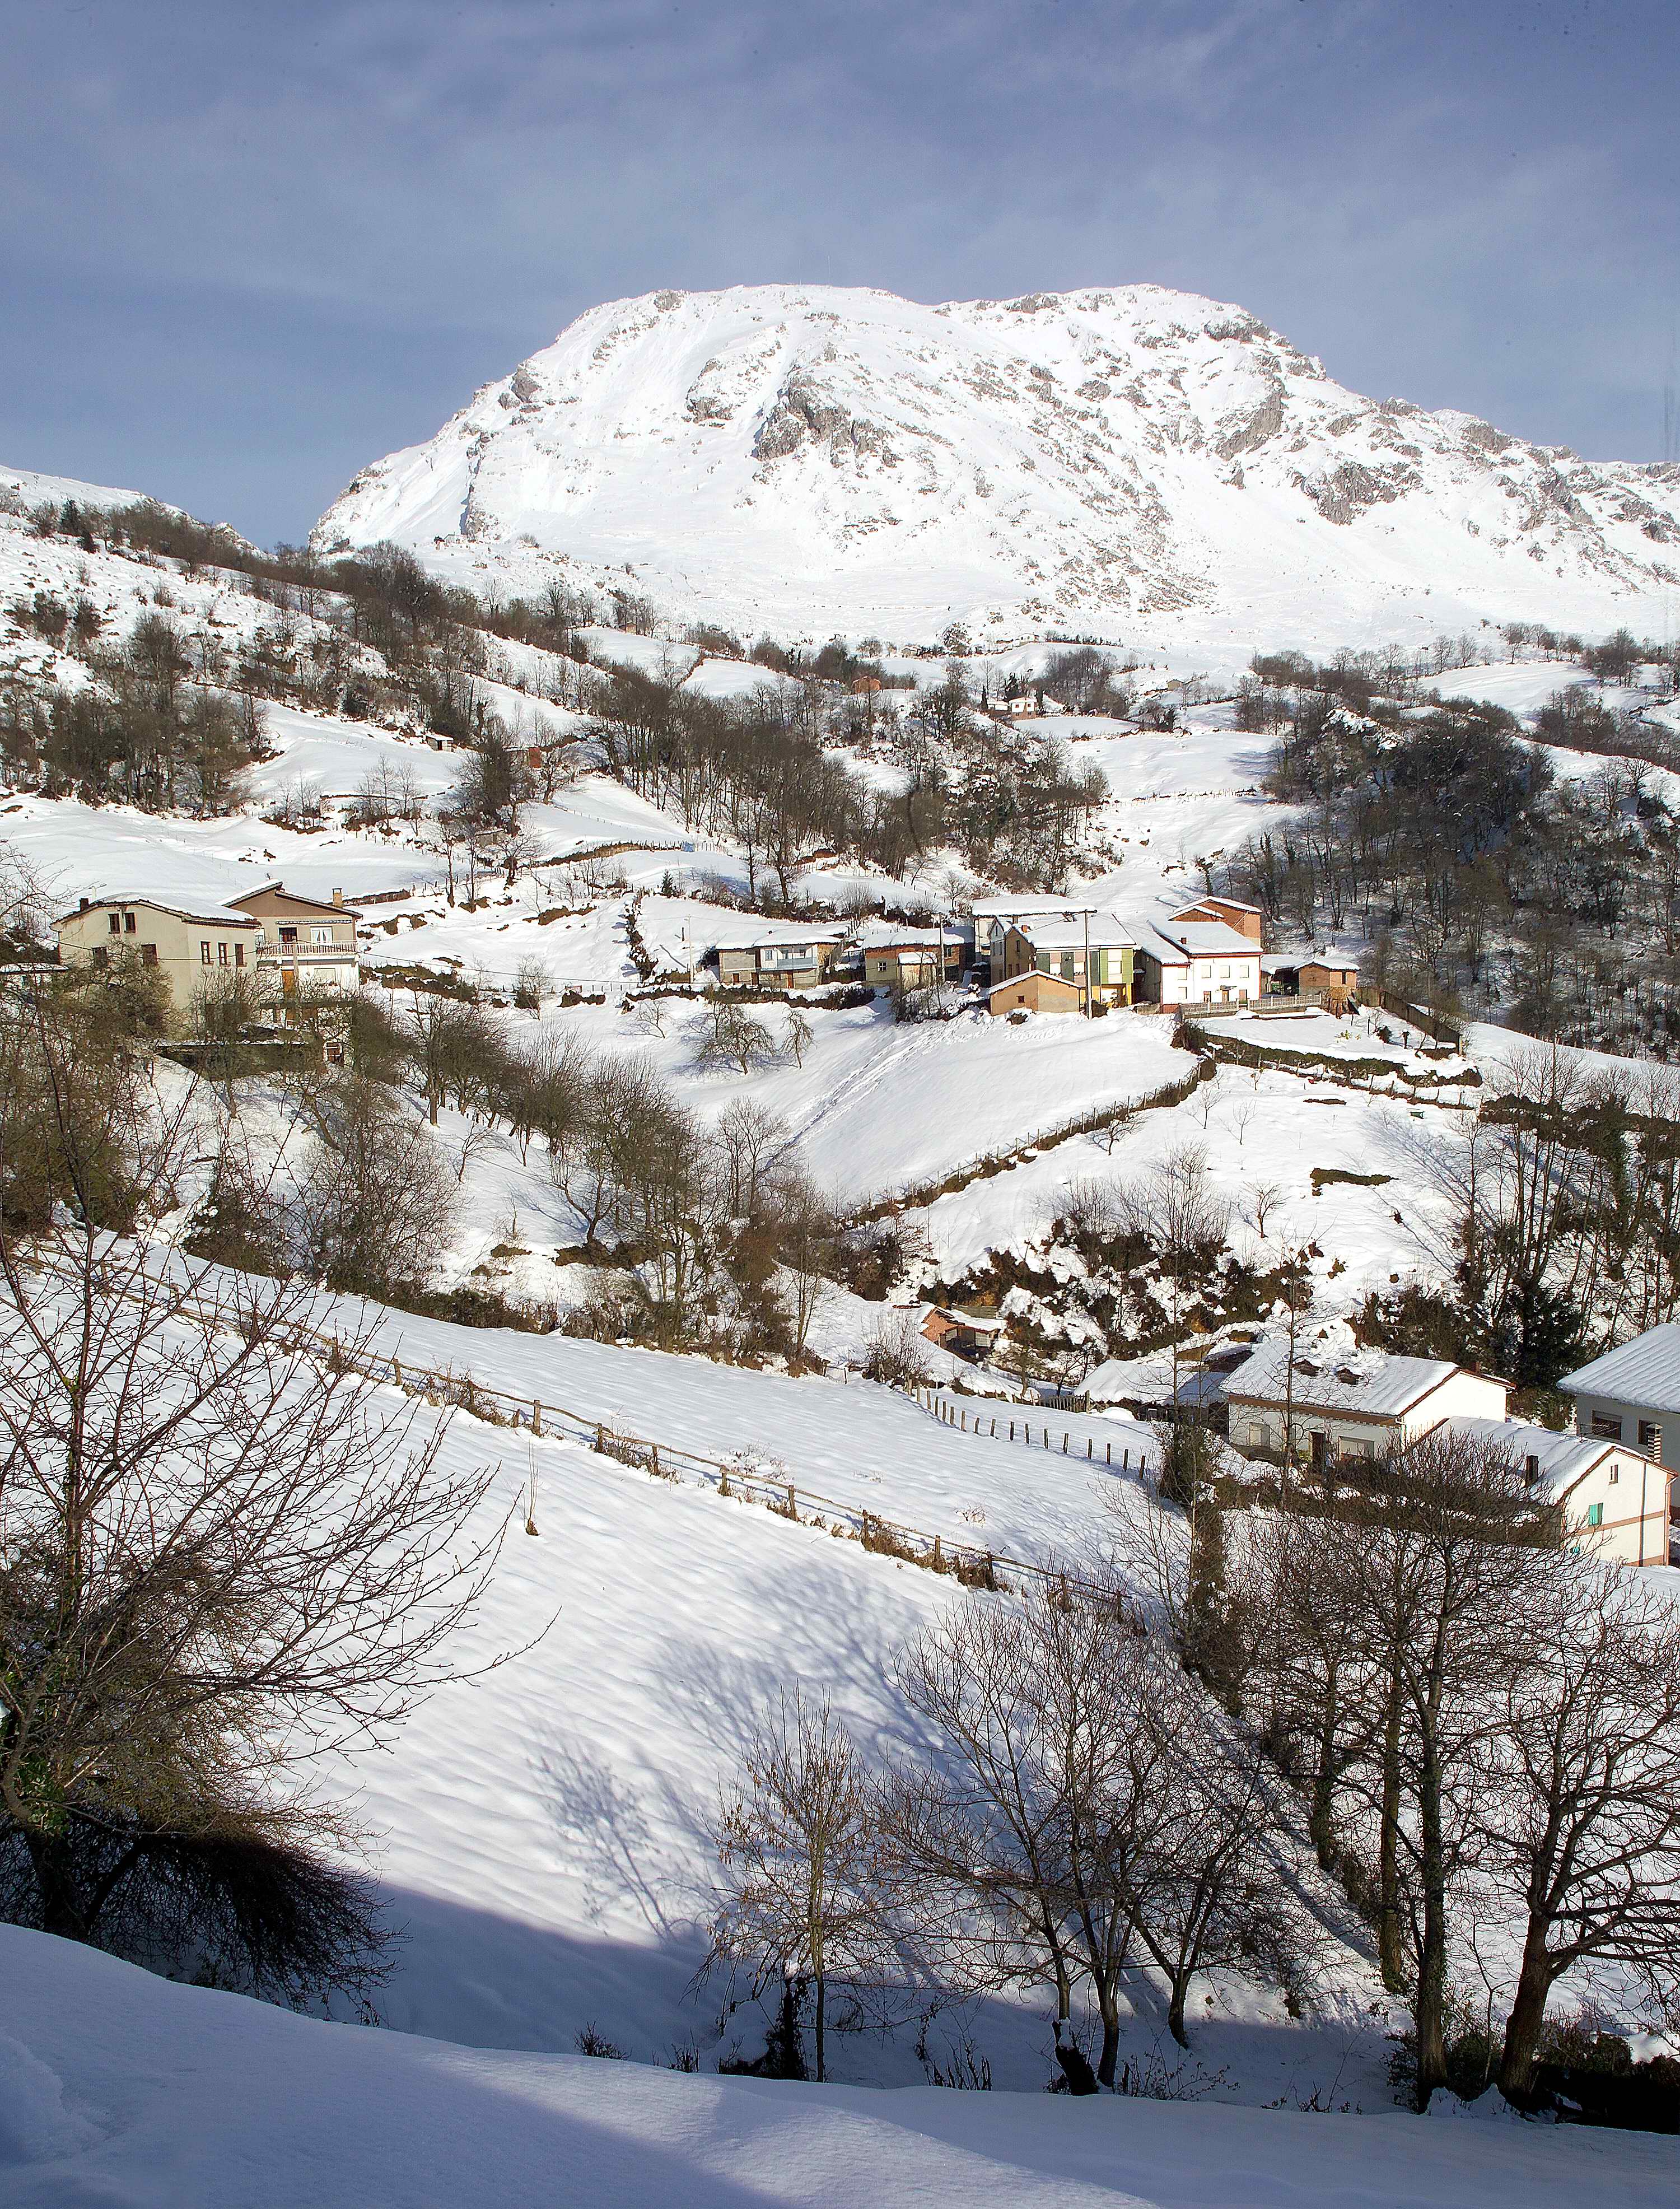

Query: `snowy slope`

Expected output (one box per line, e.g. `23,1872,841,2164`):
9,1930,1670,2209
314,283,1680,660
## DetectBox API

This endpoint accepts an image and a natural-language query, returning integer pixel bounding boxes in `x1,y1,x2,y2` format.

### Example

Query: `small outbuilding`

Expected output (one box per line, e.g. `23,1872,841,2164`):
984,970,1084,1017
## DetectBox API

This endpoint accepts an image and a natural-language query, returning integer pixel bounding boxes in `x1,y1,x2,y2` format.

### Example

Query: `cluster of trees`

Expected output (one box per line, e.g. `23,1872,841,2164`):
1224,679,1680,1054
1360,1045,1680,1391
594,654,1108,902
2,609,268,814
707,1437,1680,2109
1189,1436,1680,2108
1228,632,1680,1054
0,989,510,2000
705,1597,1296,2090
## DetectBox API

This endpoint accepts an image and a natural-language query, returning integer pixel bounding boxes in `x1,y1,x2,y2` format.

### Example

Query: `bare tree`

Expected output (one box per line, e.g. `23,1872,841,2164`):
1478,1568,1680,2103
860,1309,932,1391
0,1042,513,1990
714,1098,787,1219
298,1075,457,1297
890,1587,1291,2084
1346,1432,1560,2106
695,999,778,1077
704,1691,897,2081
783,1006,814,1067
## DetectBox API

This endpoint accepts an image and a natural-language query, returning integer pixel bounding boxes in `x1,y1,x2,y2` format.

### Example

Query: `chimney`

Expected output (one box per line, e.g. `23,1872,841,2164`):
331,887,344,907
79,896,89,911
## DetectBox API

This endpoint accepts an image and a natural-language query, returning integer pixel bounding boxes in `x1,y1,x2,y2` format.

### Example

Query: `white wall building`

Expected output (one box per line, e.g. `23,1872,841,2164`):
1226,1345,1508,1472
1559,1325,1680,1474
1133,917,1263,1009
1449,1417,1670,1568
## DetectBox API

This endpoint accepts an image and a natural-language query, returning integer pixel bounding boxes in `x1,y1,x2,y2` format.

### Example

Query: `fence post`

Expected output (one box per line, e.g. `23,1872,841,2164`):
1123,1447,1129,1469
932,1534,942,1569
1063,1433,1068,1454
961,1410,967,1432
393,1356,402,1387
786,1481,796,1519
1087,1437,1092,1459
595,1422,605,1453
991,1418,997,1438
1106,1443,1111,1466
534,1400,542,1436
651,1445,660,1478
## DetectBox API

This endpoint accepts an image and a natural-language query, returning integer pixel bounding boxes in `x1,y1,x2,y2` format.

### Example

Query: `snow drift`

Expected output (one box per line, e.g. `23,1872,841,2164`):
3,1927,1673,2209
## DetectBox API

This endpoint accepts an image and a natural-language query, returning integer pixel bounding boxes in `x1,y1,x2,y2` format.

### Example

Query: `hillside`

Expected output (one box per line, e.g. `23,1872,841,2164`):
314,283,1680,660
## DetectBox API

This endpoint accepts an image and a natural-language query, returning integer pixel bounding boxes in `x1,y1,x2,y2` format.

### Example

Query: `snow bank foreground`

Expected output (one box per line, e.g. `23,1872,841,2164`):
2,1930,1669,2209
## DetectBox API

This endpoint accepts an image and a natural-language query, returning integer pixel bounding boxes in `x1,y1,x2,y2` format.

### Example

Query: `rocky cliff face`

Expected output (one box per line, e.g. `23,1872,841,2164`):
315,283,1680,659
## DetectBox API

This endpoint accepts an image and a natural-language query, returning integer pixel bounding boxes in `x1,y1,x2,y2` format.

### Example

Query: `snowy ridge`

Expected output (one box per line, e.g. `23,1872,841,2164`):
315,283,1680,659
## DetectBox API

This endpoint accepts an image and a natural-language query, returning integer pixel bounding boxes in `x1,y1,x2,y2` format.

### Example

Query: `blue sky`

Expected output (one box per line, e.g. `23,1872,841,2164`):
2,1,1674,544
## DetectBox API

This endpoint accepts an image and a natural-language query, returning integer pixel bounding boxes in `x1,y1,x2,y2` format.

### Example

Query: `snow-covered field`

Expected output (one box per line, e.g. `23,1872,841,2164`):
11,1928,1671,2209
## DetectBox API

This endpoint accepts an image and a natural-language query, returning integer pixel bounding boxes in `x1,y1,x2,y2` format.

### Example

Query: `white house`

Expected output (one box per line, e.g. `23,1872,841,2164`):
1226,1344,1508,1474
1558,1325,1680,1474
1133,916,1262,1009
1449,1416,1670,1568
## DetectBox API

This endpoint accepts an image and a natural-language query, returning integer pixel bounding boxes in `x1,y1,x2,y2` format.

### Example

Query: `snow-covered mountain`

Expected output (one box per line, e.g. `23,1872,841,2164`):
314,283,1680,658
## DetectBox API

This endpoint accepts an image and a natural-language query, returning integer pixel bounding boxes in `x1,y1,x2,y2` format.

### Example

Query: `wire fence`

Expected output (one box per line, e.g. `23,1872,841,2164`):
912,1385,1155,1471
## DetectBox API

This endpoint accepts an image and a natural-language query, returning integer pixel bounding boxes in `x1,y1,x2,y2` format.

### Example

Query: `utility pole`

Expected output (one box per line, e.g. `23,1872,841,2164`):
1082,905,1091,1018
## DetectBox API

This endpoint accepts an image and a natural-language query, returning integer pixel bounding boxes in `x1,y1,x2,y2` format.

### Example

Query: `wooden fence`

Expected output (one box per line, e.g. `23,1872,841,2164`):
284,1319,1113,1602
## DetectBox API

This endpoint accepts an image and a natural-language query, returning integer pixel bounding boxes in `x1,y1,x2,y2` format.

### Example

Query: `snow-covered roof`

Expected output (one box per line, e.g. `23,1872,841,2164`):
54,892,259,930
1228,1343,1481,1419
853,918,971,949
1133,917,1259,966
738,925,846,950
1011,912,1137,951
1446,1416,1646,1502
227,883,363,921
984,971,1080,998
970,896,1080,922
1560,1324,1680,1414
1164,894,1262,920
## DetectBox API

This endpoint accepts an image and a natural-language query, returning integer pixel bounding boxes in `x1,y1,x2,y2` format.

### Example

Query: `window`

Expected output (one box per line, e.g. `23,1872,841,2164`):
1198,962,1212,978
200,941,211,963
234,944,245,968
91,946,108,969
123,912,137,934
141,944,157,966
1639,1420,1662,1454
217,941,229,966
107,911,121,935
312,926,330,945
1591,1411,1623,1440
279,927,297,947
1608,1464,1618,1484
1524,1454,1539,1479
1219,962,1230,979
1586,1503,1603,1528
